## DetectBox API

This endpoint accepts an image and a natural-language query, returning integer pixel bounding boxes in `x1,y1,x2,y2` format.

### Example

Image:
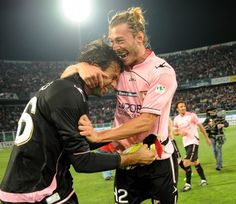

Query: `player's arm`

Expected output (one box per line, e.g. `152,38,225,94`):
60,62,108,88
172,128,184,136
172,119,185,136
79,68,177,142
87,141,110,150
52,106,156,172
70,144,156,173
172,127,187,137
197,123,211,145
79,113,157,143
49,85,155,172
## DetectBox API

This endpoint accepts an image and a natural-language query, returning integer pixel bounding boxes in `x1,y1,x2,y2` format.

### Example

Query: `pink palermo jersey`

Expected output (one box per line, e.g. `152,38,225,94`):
173,112,201,147
113,51,177,160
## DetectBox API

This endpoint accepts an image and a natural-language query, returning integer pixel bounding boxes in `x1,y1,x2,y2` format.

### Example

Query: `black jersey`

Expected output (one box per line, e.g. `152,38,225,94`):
0,74,120,203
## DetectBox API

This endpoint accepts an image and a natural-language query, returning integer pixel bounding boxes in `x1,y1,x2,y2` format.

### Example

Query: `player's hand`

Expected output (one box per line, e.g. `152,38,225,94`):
78,114,100,142
78,63,109,88
133,144,157,165
61,62,109,88
182,130,189,136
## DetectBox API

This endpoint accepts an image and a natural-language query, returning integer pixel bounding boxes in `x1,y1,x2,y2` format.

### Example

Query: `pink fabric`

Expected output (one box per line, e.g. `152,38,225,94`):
113,52,177,159
0,152,71,203
173,112,200,147
0,176,57,203
56,190,75,204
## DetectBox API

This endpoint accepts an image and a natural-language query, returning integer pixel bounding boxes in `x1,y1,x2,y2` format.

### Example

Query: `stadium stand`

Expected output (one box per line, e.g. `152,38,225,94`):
162,42,236,83
0,42,236,139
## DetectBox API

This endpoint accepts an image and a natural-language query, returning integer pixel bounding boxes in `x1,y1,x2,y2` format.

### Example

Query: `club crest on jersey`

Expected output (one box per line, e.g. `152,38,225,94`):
155,84,166,94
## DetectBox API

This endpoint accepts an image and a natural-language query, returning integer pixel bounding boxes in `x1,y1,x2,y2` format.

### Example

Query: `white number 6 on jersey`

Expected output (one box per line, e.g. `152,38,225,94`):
15,97,37,146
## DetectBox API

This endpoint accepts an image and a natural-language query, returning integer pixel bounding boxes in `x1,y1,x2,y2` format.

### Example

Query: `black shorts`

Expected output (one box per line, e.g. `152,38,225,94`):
114,153,178,204
184,144,199,162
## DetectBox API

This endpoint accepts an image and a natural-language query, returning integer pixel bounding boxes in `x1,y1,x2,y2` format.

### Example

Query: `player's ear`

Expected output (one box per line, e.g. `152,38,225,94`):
136,32,144,44
175,105,178,111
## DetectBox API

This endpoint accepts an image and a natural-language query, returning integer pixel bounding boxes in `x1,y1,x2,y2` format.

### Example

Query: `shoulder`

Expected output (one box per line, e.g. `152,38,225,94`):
149,54,174,70
40,79,86,107
188,112,200,123
189,112,198,118
148,55,176,79
174,115,180,121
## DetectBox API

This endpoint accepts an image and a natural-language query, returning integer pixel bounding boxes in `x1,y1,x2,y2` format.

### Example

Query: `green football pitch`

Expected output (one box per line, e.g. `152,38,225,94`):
1,126,236,204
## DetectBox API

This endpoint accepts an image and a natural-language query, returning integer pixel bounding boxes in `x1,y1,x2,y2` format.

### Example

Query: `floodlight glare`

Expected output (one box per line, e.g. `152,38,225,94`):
61,0,91,23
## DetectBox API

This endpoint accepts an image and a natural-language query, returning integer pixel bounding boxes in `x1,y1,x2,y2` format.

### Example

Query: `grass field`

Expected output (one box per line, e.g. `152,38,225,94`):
1,126,236,204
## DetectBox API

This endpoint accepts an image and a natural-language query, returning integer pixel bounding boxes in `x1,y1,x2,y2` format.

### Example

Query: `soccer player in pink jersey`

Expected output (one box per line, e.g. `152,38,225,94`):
62,7,178,204
173,100,211,192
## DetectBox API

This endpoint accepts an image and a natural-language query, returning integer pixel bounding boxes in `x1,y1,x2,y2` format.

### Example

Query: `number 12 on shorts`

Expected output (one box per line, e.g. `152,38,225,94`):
114,187,128,204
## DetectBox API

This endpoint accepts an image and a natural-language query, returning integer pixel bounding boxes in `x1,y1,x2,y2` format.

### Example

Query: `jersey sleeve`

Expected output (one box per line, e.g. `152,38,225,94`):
191,113,200,125
48,84,120,172
49,87,89,153
141,66,177,115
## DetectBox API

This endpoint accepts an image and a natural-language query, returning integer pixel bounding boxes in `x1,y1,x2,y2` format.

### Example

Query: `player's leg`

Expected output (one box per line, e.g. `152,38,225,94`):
114,156,178,204
191,145,208,187
114,168,143,204
172,139,186,172
193,161,208,186
181,145,195,192
181,161,192,192
150,154,178,204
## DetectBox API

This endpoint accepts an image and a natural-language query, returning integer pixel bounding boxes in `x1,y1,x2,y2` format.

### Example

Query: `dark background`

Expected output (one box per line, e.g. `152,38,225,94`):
0,0,235,61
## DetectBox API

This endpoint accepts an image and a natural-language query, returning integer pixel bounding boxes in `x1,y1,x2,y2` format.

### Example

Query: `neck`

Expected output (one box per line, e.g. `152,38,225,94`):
130,48,151,68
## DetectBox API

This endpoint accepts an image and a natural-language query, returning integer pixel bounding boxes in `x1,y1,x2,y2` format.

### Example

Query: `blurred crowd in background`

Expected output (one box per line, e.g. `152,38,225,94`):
1,43,236,131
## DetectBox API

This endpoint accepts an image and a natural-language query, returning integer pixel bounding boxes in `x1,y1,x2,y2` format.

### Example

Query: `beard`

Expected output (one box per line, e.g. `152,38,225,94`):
125,43,141,66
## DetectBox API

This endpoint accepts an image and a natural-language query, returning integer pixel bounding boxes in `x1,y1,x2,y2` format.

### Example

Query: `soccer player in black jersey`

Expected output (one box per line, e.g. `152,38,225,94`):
0,39,156,204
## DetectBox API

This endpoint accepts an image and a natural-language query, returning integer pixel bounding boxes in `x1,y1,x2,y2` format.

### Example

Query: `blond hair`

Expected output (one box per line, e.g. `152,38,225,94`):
109,7,149,47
